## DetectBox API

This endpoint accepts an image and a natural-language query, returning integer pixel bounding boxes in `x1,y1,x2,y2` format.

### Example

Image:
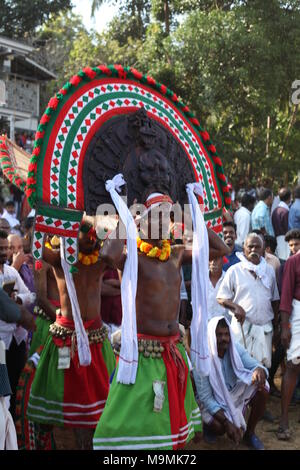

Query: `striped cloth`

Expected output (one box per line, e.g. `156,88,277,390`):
27,317,115,428
93,333,201,450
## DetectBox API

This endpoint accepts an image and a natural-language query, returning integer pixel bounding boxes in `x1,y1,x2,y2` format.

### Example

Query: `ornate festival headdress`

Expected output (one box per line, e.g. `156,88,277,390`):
27,64,230,265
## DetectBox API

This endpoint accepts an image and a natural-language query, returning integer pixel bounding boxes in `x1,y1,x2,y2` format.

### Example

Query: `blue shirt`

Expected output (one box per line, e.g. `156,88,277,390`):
194,342,268,416
223,245,241,272
288,198,300,230
251,200,274,236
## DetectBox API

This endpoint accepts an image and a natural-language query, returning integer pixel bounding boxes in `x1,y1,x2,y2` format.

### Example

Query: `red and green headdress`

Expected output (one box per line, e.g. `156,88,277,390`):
27,64,230,264
0,135,29,192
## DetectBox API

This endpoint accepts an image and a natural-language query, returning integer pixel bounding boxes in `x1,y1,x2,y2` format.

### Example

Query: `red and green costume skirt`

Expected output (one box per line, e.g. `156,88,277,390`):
28,303,58,357
27,315,115,428
15,345,55,450
93,333,201,450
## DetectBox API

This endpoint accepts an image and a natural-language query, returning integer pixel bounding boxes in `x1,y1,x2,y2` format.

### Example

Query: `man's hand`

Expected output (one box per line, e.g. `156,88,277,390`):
224,420,242,445
18,307,36,332
12,251,31,272
231,304,246,324
218,299,246,324
252,368,266,389
281,326,292,350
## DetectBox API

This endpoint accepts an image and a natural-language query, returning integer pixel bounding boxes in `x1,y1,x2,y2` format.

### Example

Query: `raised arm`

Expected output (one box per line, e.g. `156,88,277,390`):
100,222,126,270
182,227,230,264
207,228,230,259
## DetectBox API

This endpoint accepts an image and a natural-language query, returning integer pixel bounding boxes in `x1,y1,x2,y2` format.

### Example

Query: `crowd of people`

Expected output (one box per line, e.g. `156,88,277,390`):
0,173,300,451
182,183,300,448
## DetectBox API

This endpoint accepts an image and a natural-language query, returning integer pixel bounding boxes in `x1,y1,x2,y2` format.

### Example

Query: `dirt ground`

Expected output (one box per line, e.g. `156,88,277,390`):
186,376,300,451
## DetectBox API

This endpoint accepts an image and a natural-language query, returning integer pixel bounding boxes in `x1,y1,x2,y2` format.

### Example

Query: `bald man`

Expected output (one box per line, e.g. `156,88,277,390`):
217,233,280,368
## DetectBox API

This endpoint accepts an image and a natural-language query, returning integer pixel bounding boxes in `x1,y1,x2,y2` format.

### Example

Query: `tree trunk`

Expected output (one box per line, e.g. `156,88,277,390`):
164,0,170,35
266,115,270,159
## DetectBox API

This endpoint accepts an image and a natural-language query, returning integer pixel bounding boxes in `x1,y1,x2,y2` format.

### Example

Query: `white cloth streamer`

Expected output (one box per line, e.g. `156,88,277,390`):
105,174,138,384
60,241,91,366
186,182,210,376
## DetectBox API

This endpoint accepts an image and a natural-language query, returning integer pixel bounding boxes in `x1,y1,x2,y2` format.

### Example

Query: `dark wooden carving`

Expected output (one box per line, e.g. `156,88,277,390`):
83,108,196,214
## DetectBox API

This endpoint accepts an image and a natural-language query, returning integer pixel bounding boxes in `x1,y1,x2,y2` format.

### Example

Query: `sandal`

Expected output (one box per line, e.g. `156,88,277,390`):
276,426,291,441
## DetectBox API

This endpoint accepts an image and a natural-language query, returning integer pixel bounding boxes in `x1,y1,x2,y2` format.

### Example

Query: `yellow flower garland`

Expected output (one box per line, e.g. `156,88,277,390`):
137,237,171,261
78,249,99,266
45,241,99,266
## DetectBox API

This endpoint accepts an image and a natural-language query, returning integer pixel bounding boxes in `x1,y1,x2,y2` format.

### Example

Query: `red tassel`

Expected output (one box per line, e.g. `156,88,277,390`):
200,131,210,141
48,96,59,109
27,177,36,186
35,260,43,271
70,75,81,86
82,67,97,79
32,147,40,156
130,68,143,80
208,144,216,153
35,131,45,139
26,188,35,198
98,65,111,76
28,162,37,173
40,114,50,124
58,87,67,95
213,156,223,166
146,75,156,86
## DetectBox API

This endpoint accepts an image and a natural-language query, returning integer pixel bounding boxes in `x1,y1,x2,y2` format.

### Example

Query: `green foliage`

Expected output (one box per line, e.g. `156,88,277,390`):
32,0,300,185
0,0,71,38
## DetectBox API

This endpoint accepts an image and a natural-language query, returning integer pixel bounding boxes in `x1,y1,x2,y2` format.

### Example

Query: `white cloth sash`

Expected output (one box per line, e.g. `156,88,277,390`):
287,299,300,363
105,174,138,384
186,182,210,376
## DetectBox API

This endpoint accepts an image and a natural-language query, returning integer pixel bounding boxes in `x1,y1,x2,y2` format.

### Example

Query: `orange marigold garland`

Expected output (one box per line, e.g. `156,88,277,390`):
45,240,99,266
137,237,171,261
78,249,99,265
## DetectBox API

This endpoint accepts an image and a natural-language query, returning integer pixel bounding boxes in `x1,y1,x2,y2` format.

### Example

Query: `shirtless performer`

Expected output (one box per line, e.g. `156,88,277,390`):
93,191,229,451
27,218,115,450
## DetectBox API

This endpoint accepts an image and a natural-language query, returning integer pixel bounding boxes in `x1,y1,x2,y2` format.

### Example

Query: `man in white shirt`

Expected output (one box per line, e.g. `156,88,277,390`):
217,233,280,368
0,230,35,420
2,201,21,236
208,256,228,321
234,193,255,247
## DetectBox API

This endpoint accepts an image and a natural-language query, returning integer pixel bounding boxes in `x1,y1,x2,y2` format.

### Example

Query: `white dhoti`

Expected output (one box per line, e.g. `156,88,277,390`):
276,235,290,261
201,381,258,424
231,318,273,368
0,397,18,450
287,299,300,364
